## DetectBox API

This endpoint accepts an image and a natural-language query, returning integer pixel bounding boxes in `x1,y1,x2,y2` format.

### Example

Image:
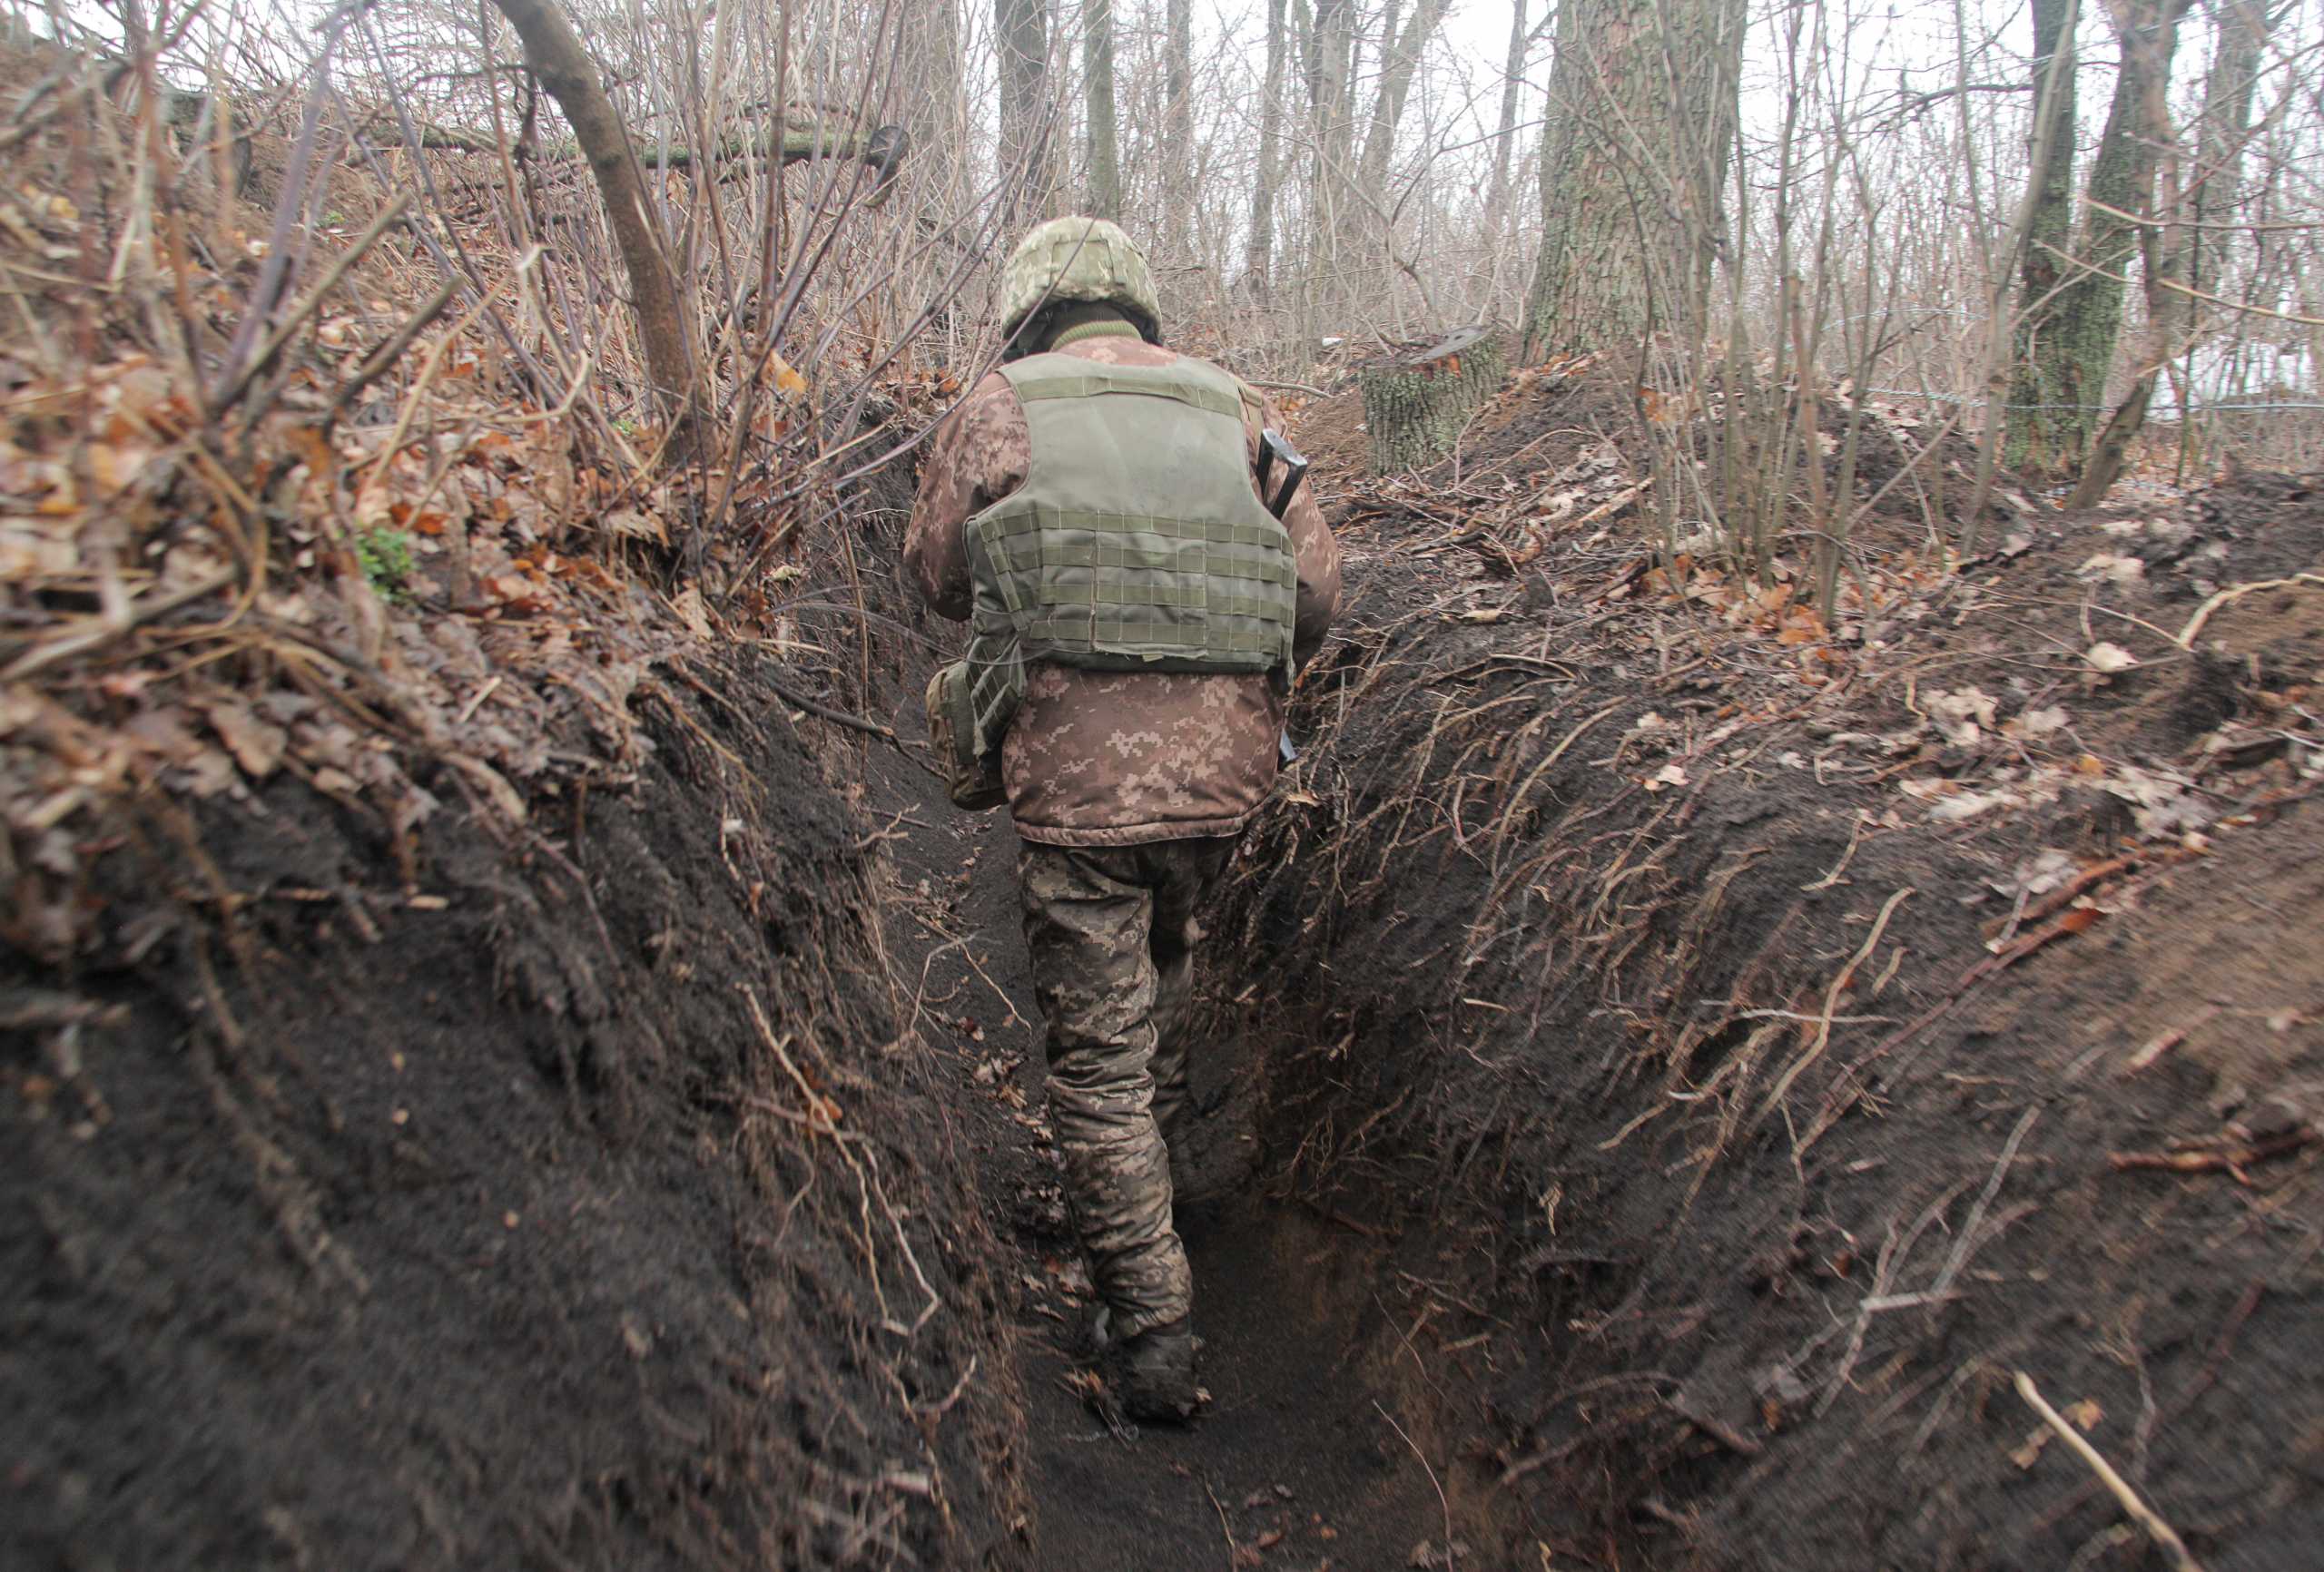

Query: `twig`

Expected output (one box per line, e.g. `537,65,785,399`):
767,676,897,742
1801,811,1869,890
2108,1127,2314,1183
1928,1105,2040,1302
2173,575,2324,650
1984,855,2137,942
1759,886,1913,1125
1374,1400,1455,1567
453,675,502,726
2014,1371,2206,1572
212,191,412,413
329,277,460,418
1198,1474,1241,1570
0,566,237,682
2120,1005,2218,1076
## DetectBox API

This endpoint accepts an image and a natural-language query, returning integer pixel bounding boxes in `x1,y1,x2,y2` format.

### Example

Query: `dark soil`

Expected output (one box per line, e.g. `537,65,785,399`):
3,654,1024,1570
1193,414,2324,1572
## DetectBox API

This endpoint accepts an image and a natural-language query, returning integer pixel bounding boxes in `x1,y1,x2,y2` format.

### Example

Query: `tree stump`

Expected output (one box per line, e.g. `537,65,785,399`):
1356,324,1508,474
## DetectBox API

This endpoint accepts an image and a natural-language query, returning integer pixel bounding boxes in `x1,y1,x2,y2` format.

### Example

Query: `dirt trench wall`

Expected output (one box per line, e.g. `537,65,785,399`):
3,660,1024,1571
1204,475,2324,1570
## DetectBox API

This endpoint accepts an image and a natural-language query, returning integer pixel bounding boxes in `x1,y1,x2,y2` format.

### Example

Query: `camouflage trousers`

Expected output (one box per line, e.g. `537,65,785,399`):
1018,836,1234,1341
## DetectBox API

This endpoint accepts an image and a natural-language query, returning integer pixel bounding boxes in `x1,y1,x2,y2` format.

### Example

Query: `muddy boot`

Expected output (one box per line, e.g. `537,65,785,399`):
1113,1317,1198,1423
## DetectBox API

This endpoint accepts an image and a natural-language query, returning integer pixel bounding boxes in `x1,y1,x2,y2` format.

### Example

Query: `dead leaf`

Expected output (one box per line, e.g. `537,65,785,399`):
2009,704,2070,740
2077,552,2146,587
2085,642,2139,674
606,507,668,547
1927,789,2009,823
672,585,714,640
1925,687,1998,747
197,697,287,779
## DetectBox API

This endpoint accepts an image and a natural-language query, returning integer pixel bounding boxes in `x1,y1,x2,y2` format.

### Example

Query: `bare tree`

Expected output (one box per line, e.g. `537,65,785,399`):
2002,0,2081,476
488,0,700,459
1084,0,1121,218
1521,0,1749,360
2072,0,2270,503
1246,0,1288,297
1165,0,1193,251
1484,0,1532,248
1302,0,1356,327
2008,0,2195,484
1356,0,1452,207
999,0,1059,215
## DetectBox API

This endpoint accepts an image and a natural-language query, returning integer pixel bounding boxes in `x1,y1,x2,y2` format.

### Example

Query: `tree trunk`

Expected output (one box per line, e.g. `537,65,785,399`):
1357,324,1507,473
2188,0,2270,334
997,0,1058,216
2003,0,2082,476
2070,0,2206,506
1245,0,1287,297
1357,0,1451,204
488,0,702,462
1082,0,1120,219
2009,0,2191,485
1484,0,1529,253
901,0,964,161
1520,0,1747,362
1305,0,1356,314
1165,0,1193,256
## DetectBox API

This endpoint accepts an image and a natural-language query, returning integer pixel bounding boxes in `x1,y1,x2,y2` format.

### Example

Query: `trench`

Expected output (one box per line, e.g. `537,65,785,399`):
862,697,1509,1571
15,401,2320,1569
831,439,2324,1572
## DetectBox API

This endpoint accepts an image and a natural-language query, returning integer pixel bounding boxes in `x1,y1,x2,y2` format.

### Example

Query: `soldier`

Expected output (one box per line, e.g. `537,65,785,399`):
905,218,1340,1421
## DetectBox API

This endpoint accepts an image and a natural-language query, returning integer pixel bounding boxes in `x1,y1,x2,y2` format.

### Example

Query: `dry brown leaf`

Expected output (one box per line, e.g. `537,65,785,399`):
606,508,668,547
197,697,287,779
672,585,714,640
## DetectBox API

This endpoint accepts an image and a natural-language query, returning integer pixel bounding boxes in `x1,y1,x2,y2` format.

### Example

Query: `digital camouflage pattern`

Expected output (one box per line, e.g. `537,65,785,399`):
1017,837,1234,1341
907,301,1340,1358
905,330,1341,847
998,216,1163,341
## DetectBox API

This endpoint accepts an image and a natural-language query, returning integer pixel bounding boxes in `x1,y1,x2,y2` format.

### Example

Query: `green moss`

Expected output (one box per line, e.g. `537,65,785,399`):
355,527,416,603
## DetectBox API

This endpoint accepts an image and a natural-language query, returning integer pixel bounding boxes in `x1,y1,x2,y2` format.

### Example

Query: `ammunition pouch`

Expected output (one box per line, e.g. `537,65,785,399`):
925,660,1006,811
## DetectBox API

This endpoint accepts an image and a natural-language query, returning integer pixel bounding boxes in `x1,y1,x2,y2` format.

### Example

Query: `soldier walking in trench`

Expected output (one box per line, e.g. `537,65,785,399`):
906,219,1341,1420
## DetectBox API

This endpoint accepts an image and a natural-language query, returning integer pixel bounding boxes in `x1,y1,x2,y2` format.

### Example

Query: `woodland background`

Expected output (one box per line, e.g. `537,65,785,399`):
27,0,2318,537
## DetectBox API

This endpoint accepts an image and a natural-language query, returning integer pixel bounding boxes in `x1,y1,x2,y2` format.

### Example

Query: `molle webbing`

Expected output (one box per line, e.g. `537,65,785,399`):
961,355,1297,753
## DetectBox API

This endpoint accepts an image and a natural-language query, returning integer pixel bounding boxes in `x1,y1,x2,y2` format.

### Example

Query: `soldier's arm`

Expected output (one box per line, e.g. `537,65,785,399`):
1253,391,1342,671
904,372,1024,622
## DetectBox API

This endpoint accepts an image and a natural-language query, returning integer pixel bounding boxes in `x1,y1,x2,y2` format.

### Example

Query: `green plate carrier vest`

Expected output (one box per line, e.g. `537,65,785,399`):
959,355,1298,758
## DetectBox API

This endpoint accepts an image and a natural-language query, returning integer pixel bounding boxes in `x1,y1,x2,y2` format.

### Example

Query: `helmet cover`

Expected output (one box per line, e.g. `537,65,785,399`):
1000,216,1162,344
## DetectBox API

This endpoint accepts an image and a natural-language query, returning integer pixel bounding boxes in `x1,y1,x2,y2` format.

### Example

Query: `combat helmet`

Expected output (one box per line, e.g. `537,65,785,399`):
1000,216,1162,349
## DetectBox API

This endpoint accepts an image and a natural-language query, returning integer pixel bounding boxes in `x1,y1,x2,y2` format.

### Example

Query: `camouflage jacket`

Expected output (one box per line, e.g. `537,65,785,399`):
905,330,1341,847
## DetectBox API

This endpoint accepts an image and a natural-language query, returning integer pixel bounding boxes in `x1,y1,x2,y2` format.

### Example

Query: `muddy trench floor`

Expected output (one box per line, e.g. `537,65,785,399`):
864,732,1470,1572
